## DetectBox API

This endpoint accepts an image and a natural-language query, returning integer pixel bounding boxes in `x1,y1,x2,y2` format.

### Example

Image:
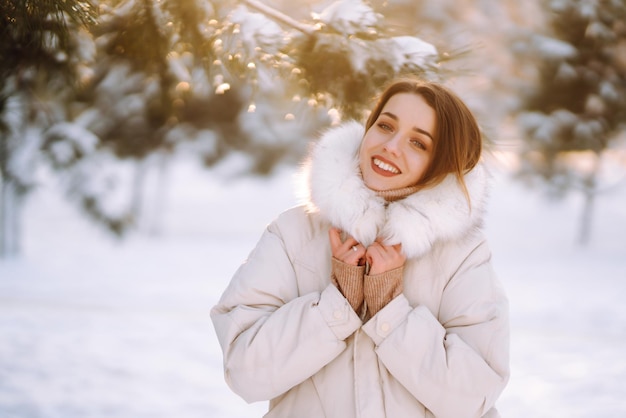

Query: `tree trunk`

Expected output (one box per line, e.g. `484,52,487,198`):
132,152,169,236
131,157,146,231
145,151,168,236
578,187,594,246
0,174,20,258
578,162,599,246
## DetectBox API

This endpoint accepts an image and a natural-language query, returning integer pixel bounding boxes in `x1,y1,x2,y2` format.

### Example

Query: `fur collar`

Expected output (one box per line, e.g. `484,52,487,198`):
298,121,490,259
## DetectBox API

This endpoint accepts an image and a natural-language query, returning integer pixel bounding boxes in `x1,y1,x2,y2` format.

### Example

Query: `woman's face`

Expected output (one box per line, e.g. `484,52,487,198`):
359,93,436,191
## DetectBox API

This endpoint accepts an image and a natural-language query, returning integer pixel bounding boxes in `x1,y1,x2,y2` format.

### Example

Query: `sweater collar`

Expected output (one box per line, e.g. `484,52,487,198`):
299,121,490,259
375,185,422,202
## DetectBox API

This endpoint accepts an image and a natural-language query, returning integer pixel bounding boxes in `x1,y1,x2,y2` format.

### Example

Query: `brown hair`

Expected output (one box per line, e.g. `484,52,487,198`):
365,78,482,204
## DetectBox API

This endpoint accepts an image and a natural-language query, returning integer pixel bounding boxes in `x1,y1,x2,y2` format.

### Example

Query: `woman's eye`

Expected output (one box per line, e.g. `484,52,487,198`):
378,122,393,131
410,139,426,150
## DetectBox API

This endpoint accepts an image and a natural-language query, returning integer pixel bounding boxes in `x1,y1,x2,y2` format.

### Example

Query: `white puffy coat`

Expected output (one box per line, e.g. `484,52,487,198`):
211,121,510,418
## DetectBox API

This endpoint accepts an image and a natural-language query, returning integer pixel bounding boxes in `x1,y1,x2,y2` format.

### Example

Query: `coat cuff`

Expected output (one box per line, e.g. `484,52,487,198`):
318,284,363,340
362,294,412,346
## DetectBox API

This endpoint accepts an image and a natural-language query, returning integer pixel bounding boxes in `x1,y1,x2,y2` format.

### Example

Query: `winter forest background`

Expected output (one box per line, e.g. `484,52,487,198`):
1,0,625,417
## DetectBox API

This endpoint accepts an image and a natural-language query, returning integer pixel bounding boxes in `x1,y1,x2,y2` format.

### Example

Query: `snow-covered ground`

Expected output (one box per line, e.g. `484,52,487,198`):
0,155,625,418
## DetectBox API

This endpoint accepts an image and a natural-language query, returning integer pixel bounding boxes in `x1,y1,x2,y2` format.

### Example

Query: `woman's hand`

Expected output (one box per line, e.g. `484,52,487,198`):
328,228,366,314
328,227,366,266
365,241,406,275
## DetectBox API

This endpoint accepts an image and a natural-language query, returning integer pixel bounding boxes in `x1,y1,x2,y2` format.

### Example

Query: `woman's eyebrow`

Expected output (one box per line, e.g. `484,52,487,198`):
381,111,434,141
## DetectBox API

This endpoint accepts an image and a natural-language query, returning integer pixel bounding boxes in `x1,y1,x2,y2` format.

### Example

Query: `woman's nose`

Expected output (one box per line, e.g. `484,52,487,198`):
383,134,402,156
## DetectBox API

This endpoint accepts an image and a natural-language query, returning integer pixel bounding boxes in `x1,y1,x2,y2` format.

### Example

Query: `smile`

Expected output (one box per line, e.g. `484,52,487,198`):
372,157,400,175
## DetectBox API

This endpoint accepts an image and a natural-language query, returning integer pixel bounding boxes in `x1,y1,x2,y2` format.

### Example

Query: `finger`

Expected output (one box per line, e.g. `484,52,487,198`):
342,237,359,252
343,235,359,247
330,228,365,264
332,229,358,253
391,244,406,260
365,244,382,263
377,242,404,258
328,228,342,251
350,245,366,262
344,242,365,258
342,243,366,266
329,228,360,250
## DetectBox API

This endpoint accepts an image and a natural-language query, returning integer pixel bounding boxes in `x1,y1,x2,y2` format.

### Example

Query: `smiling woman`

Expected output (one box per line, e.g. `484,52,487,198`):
211,77,509,418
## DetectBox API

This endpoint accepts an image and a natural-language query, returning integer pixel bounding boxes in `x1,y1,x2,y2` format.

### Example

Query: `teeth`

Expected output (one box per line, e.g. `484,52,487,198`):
373,158,399,174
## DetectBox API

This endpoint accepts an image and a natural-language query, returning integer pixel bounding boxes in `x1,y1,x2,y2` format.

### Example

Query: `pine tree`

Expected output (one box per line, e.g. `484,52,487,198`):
43,0,446,237
513,0,626,244
0,0,96,257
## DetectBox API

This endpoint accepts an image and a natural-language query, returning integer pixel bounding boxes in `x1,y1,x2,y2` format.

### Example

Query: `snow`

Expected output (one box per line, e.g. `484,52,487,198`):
314,0,379,35
229,6,287,55
530,34,577,61
1,154,625,417
45,122,99,163
389,36,438,67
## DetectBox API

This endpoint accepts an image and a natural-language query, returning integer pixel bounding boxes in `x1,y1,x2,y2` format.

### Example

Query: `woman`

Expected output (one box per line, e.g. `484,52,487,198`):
211,78,510,418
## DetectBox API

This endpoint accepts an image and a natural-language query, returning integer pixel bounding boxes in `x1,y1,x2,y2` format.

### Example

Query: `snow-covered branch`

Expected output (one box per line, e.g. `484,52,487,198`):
242,0,317,36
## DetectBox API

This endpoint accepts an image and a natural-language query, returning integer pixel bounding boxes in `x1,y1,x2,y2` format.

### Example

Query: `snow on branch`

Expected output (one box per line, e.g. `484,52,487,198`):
242,0,317,36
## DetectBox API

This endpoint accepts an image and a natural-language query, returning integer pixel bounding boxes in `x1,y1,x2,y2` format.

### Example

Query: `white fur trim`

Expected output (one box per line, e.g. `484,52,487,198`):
300,121,489,258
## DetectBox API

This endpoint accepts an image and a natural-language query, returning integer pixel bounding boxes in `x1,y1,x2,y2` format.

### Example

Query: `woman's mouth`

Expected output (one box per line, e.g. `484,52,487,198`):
372,157,400,176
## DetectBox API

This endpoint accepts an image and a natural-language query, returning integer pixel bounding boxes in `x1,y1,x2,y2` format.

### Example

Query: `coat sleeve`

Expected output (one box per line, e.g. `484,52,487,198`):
362,239,510,418
211,217,362,403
